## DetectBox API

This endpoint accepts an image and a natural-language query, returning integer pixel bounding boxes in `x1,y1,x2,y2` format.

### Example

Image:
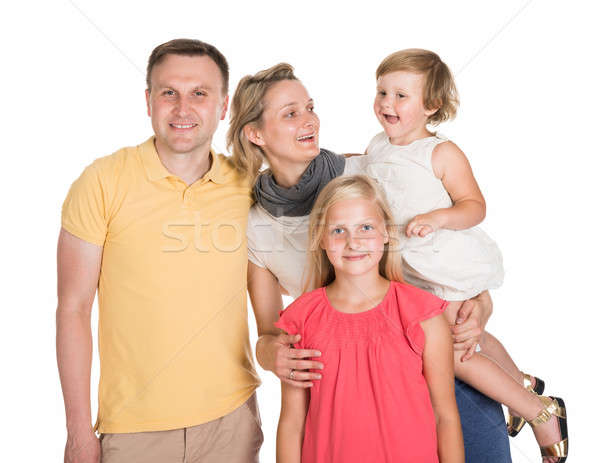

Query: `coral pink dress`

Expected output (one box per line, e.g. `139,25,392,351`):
275,280,447,462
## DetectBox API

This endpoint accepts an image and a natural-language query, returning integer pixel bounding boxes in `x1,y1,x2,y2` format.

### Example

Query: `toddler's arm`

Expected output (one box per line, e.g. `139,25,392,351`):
422,313,465,463
276,382,309,463
406,141,486,237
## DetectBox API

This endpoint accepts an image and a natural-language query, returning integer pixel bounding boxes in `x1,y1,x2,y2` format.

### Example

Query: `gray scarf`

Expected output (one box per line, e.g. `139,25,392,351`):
253,149,346,217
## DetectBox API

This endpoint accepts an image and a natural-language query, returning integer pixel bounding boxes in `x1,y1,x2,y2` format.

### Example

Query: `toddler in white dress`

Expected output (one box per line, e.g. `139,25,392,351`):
364,130,504,302
362,49,568,463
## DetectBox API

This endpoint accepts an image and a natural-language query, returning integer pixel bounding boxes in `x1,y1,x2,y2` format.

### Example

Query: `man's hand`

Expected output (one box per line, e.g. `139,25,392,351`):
257,333,323,388
64,430,100,463
451,292,492,361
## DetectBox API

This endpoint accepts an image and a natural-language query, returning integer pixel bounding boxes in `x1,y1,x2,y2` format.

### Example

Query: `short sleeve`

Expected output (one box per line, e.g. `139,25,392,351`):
247,237,266,268
246,208,268,268
393,282,448,354
273,295,314,349
61,163,108,246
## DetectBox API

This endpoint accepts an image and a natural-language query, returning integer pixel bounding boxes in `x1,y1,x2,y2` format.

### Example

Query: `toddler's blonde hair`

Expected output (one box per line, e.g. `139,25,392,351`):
227,63,299,181
376,49,459,125
304,175,404,292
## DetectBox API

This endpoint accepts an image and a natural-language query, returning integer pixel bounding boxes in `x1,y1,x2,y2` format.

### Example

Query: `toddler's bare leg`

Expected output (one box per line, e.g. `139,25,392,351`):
454,352,561,461
479,331,522,384
446,300,527,386
453,352,537,417
443,301,462,325
446,301,561,461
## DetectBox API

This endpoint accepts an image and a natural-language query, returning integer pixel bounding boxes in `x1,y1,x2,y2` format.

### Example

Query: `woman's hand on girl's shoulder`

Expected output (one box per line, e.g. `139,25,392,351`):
258,332,324,388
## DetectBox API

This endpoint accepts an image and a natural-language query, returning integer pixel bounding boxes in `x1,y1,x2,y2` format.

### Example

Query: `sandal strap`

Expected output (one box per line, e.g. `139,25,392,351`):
540,438,568,457
528,396,566,427
506,414,526,433
522,372,535,392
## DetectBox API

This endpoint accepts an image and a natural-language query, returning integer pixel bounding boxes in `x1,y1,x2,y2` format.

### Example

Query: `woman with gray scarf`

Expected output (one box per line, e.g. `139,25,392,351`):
227,63,512,462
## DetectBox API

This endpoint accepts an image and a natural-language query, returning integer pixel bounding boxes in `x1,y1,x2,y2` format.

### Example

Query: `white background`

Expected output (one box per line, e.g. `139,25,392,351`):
1,0,598,461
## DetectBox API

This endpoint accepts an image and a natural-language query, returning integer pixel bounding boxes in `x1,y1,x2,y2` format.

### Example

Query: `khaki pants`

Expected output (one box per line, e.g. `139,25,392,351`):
101,394,263,463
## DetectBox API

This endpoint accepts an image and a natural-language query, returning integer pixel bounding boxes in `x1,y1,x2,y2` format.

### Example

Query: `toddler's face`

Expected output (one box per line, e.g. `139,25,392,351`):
320,199,389,278
373,71,437,145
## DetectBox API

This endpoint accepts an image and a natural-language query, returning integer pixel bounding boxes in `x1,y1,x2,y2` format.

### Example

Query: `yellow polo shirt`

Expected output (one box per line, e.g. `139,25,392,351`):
62,137,261,433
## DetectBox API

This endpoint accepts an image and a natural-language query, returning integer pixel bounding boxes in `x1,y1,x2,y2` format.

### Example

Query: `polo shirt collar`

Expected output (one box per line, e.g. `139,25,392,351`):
140,136,227,185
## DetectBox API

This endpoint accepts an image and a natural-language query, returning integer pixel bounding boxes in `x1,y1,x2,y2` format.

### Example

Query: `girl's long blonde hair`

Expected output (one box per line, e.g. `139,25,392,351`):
304,175,404,292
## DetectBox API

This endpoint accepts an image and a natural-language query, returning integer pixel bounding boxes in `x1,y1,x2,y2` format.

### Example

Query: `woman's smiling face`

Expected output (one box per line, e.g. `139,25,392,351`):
251,79,320,166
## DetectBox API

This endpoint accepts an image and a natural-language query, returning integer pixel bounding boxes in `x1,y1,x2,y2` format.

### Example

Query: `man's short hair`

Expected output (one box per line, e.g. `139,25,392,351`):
146,38,229,94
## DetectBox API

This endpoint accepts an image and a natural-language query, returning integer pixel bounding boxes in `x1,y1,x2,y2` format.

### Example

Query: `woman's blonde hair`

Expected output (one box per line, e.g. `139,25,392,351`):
227,63,299,181
304,175,404,292
376,48,459,125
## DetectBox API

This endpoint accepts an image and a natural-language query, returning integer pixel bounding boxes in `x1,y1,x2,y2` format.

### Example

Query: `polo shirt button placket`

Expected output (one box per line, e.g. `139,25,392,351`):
183,188,192,208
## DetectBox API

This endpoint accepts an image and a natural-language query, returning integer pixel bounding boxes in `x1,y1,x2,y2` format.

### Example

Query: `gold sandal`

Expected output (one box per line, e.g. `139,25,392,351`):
507,372,545,437
528,395,568,462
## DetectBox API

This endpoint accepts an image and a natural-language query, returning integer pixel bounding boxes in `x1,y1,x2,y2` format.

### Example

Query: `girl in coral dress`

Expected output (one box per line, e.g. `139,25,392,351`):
275,175,463,463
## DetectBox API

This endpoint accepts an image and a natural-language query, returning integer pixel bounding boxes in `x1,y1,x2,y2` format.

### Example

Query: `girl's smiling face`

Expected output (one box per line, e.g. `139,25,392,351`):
320,198,389,278
374,71,438,146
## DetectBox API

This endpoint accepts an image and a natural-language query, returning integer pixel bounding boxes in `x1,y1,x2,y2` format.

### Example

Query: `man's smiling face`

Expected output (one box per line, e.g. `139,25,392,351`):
146,54,228,157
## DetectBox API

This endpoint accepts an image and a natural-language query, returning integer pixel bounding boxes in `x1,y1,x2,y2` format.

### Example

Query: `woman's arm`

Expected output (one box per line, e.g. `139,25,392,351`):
343,152,364,158
421,313,465,463
406,141,486,237
276,382,309,463
248,260,284,337
452,291,493,361
248,261,323,387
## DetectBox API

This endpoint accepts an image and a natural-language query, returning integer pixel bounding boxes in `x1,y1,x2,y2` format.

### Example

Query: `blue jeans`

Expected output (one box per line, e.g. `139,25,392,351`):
455,378,512,462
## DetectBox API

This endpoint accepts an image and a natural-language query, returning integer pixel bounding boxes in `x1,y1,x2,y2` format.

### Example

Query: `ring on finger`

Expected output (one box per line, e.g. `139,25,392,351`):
289,369,295,380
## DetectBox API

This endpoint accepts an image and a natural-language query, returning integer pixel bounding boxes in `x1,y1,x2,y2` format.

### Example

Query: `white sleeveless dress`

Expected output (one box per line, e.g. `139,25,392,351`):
364,132,504,301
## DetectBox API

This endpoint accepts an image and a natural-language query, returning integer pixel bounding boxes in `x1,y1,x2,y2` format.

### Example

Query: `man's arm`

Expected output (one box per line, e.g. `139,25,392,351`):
56,228,103,463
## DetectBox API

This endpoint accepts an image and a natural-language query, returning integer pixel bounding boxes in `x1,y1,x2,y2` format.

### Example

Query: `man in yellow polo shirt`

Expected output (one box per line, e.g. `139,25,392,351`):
56,39,262,463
